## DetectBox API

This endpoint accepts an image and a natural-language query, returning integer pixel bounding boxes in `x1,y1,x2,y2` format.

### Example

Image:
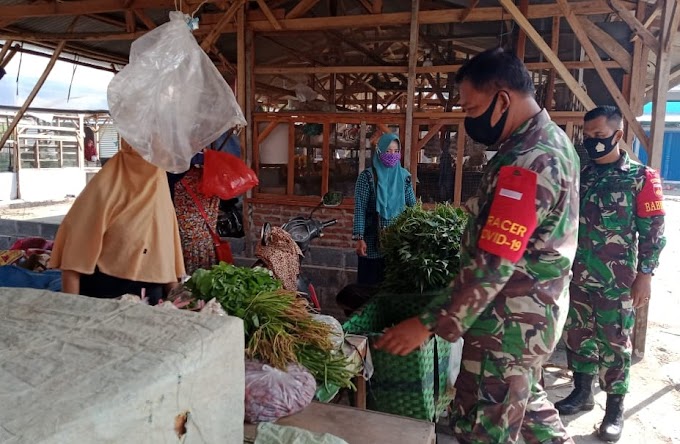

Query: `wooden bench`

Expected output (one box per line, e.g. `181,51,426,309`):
244,402,436,444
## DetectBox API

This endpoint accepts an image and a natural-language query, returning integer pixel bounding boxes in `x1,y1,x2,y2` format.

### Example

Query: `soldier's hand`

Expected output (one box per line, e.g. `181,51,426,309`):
374,317,431,356
631,272,652,308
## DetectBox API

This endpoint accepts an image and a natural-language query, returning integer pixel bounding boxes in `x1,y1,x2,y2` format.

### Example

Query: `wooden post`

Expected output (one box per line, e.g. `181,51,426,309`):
237,3,247,160
515,0,528,60
637,0,679,358
359,121,367,171
648,0,678,170
0,41,65,152
322,122,330,195
403,0,420,170
544,16,560,110
244,24,255,251
453,125,466,207
626,1,647,147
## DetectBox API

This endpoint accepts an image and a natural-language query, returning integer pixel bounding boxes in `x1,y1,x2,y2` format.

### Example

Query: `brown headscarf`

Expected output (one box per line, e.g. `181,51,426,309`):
49,140,185,283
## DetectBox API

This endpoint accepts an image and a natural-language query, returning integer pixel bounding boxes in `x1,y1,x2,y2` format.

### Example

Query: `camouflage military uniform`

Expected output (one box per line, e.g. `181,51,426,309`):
420,110,579,444
565,152,666,395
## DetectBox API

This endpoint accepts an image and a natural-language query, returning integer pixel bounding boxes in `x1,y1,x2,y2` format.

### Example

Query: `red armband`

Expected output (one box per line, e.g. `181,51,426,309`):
636,169,665,217
478,166,538,263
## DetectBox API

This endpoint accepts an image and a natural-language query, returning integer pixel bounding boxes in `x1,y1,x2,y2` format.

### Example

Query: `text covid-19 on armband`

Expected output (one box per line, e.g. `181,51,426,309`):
478,166,538,263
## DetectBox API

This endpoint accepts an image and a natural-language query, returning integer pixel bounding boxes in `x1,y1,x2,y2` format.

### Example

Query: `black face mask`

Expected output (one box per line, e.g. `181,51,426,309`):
464,92,509,146
583,134,618,160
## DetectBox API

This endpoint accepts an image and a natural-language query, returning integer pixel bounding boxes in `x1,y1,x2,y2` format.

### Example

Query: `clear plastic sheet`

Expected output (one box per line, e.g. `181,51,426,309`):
107,12,246,173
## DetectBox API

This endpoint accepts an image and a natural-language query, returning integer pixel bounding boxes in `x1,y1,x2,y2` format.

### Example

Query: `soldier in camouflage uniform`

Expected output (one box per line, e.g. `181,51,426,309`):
376,48,579,444
555,106,666,442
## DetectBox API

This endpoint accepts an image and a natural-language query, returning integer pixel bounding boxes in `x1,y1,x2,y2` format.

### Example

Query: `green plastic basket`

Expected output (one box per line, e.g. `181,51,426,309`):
342,290,453,421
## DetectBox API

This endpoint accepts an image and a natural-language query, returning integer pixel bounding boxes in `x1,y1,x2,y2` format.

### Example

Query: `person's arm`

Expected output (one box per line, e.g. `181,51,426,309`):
636,215,665,274
376,162,562,354
61,270,81,295
632,168,666,307
353,171,370,255
405,176,416,207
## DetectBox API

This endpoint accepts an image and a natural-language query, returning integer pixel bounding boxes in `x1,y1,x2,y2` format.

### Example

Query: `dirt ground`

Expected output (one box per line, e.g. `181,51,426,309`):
2,198,679,443
543,197,680,444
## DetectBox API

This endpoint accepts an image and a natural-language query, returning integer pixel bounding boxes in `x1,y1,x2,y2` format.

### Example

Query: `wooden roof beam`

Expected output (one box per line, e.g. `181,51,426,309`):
202,1,636,33
125,10,137,33
609,0,660,54
0,1,181,19
0,28,147,42
200,0,244,50
254,60,623,75
84,13,127,28
357,0,374,14
557,0,648,154
498,0,596,109
578,16,632,73
286,0,320,19
134,9,157,29
461,0,480,23
255,0,283,30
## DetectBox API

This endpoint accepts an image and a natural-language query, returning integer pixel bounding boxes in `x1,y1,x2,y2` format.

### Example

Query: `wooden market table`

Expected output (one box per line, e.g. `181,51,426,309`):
243,402,436,444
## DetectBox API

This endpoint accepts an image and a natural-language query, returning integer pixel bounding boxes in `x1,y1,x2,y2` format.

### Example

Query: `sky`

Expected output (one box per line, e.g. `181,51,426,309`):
0,44,114,111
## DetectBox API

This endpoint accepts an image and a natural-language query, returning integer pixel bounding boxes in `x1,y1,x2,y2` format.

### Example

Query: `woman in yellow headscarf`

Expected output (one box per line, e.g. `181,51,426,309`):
49,140,185,304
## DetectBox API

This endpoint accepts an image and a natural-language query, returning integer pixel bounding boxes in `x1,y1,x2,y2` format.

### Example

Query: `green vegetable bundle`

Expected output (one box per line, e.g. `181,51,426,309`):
187,264,355,390
381,202,468,293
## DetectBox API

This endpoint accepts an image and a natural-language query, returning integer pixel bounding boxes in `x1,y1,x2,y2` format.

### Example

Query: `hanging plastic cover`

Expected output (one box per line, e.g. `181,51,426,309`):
107,11,246,173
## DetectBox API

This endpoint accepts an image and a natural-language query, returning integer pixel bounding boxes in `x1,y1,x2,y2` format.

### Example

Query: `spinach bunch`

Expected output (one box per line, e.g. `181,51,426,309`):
381,203,468,293
187,263,281,320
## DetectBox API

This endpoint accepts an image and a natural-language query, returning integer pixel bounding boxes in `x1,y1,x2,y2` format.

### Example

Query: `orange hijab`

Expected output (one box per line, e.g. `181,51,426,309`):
49,141,185,283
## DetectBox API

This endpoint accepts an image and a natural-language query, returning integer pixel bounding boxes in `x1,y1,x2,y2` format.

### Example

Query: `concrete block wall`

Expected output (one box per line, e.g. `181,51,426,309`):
0,218,59,249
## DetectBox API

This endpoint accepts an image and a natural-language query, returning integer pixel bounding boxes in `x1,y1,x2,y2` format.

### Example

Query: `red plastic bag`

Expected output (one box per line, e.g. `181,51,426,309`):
201,150,258,199
10,237,54,251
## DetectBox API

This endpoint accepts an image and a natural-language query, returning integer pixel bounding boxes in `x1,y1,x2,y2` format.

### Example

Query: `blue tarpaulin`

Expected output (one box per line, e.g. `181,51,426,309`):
0,266,62,292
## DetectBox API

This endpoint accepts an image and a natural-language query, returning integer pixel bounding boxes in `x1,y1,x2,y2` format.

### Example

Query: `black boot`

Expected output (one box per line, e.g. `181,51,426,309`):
598,394,624,442
554,372,595,415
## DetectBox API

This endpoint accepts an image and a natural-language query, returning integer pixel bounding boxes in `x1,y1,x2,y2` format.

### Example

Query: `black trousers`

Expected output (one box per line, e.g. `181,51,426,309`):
357,256,385,286
80,267,164,305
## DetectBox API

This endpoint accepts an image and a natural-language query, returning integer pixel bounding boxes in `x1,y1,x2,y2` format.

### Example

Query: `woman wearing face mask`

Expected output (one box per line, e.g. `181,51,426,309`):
352,133,416,286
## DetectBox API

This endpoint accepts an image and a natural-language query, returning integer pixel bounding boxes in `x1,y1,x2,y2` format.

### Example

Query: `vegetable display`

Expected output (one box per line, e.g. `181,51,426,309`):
186,263,355,390
380,203,468,293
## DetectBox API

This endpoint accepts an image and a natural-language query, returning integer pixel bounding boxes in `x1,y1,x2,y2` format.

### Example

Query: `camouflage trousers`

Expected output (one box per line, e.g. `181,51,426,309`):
564,284,634,395
452,333,573,443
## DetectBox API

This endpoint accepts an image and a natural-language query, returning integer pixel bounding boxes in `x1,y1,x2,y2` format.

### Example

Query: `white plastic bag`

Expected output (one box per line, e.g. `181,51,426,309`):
107,12,246,173
244,360,316,423
311,314,344,350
